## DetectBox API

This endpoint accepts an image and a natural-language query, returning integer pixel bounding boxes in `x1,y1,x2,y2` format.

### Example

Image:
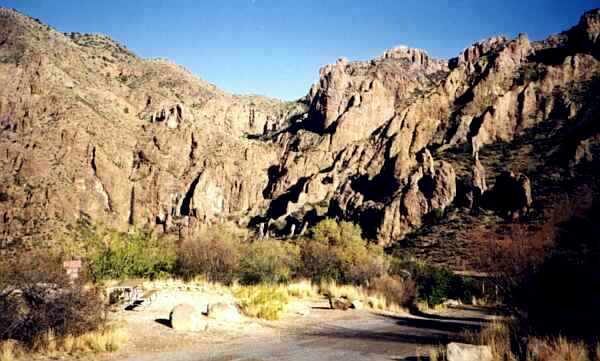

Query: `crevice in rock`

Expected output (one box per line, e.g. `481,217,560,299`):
467,110,488,141
90,146,97,174
189,132,197,162
265,176,310,220
418,175,435,199
350,159,400,202
180,174,201,216
128,186,135,225
262,165,287,199
90,145,113,212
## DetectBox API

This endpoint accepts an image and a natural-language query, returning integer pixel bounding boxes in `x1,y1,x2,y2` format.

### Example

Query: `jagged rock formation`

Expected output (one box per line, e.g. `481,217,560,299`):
1,7,599,266
0,8,303,247
259,9,600,245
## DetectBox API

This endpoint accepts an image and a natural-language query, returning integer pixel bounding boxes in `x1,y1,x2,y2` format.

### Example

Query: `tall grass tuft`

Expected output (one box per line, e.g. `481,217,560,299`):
286,279,318,299
0,341,23,361
464,319,513,360
528,336,590,361
234,285,290,320
318,279,412,314
428,345,447,361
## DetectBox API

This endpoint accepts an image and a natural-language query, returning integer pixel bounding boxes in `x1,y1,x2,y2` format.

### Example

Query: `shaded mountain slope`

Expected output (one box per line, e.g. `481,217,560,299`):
1,7,599,273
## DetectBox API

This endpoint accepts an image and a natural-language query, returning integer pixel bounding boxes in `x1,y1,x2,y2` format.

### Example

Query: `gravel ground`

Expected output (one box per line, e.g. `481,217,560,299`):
105,291,495,361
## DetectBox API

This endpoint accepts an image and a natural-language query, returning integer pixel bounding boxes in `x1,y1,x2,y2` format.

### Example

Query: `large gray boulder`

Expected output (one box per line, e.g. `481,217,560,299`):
169,304,208,332
447,342,493,361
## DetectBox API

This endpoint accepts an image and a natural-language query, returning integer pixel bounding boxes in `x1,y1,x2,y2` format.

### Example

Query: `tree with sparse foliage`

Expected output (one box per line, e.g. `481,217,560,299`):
300,219,388,284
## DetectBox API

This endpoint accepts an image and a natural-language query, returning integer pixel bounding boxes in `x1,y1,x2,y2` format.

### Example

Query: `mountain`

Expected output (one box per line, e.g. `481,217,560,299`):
1,7,599,271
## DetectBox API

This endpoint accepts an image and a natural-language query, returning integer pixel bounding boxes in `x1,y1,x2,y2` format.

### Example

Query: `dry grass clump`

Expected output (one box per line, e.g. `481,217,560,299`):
285,279,318,299
234,285,289,320
465,320,597,361
0,341,23,361
415,345,446,361
428,345,447,361
464,320,514,361
318,279,411,314
416,301,447,313
318,281,363,302
527,337,590,361
368,275,415,310
0,325,127,360
33,325,127,355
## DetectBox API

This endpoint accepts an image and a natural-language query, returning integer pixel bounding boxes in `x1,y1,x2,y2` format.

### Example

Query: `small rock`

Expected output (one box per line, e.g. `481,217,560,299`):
443,299,461,307
329,297,352,310
351,300,364,310
169,304,207,332
447,342,493,361
208,302,242,322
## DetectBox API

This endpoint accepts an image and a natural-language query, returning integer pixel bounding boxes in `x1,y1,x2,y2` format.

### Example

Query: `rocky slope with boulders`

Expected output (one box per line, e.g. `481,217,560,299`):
1,7,599,271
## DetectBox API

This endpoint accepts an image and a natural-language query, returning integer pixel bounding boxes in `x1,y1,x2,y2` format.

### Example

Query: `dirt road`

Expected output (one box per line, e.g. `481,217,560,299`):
117,302,493,361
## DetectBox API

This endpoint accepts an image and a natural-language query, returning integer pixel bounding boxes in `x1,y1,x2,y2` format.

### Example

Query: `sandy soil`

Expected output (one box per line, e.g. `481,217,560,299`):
94,287,497,361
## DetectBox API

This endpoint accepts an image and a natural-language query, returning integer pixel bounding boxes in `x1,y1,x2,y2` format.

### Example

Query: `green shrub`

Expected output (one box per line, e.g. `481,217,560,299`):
309,218,363,247
176,224,244,284
369,275,416,308
88,229,176,280
414,265,480,306
299,239,342,282
300,219,387,284
234,285,289,320
238,240,300,285
416,265,454,306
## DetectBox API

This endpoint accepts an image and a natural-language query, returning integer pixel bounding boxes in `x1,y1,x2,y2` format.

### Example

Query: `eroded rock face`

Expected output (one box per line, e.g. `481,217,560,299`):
0,8,599,249
450,36,508,68
376,159,457,242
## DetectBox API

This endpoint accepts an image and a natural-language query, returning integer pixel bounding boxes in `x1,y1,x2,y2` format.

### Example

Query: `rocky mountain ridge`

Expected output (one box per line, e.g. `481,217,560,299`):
1,7,599,271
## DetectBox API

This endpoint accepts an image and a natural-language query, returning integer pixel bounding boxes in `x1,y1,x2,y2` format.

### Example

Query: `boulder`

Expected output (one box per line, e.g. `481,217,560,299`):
169,304,207,332
208,302,242,322
329,297,352,310
446,343,493,361
351,300,364,310
457,158,488,209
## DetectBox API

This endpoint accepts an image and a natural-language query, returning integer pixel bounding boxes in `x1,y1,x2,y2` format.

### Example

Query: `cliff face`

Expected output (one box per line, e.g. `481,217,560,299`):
0,8,304,247
1,7,599,267
260,9,600,247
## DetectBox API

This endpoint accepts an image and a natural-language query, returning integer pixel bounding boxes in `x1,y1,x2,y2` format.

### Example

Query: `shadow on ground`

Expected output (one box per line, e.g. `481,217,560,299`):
304,311,484,347
155,318,171,328
409,307,494,324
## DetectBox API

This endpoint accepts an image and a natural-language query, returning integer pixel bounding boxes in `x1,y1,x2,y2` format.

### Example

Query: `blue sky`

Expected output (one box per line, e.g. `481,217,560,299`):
1,0,597,100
